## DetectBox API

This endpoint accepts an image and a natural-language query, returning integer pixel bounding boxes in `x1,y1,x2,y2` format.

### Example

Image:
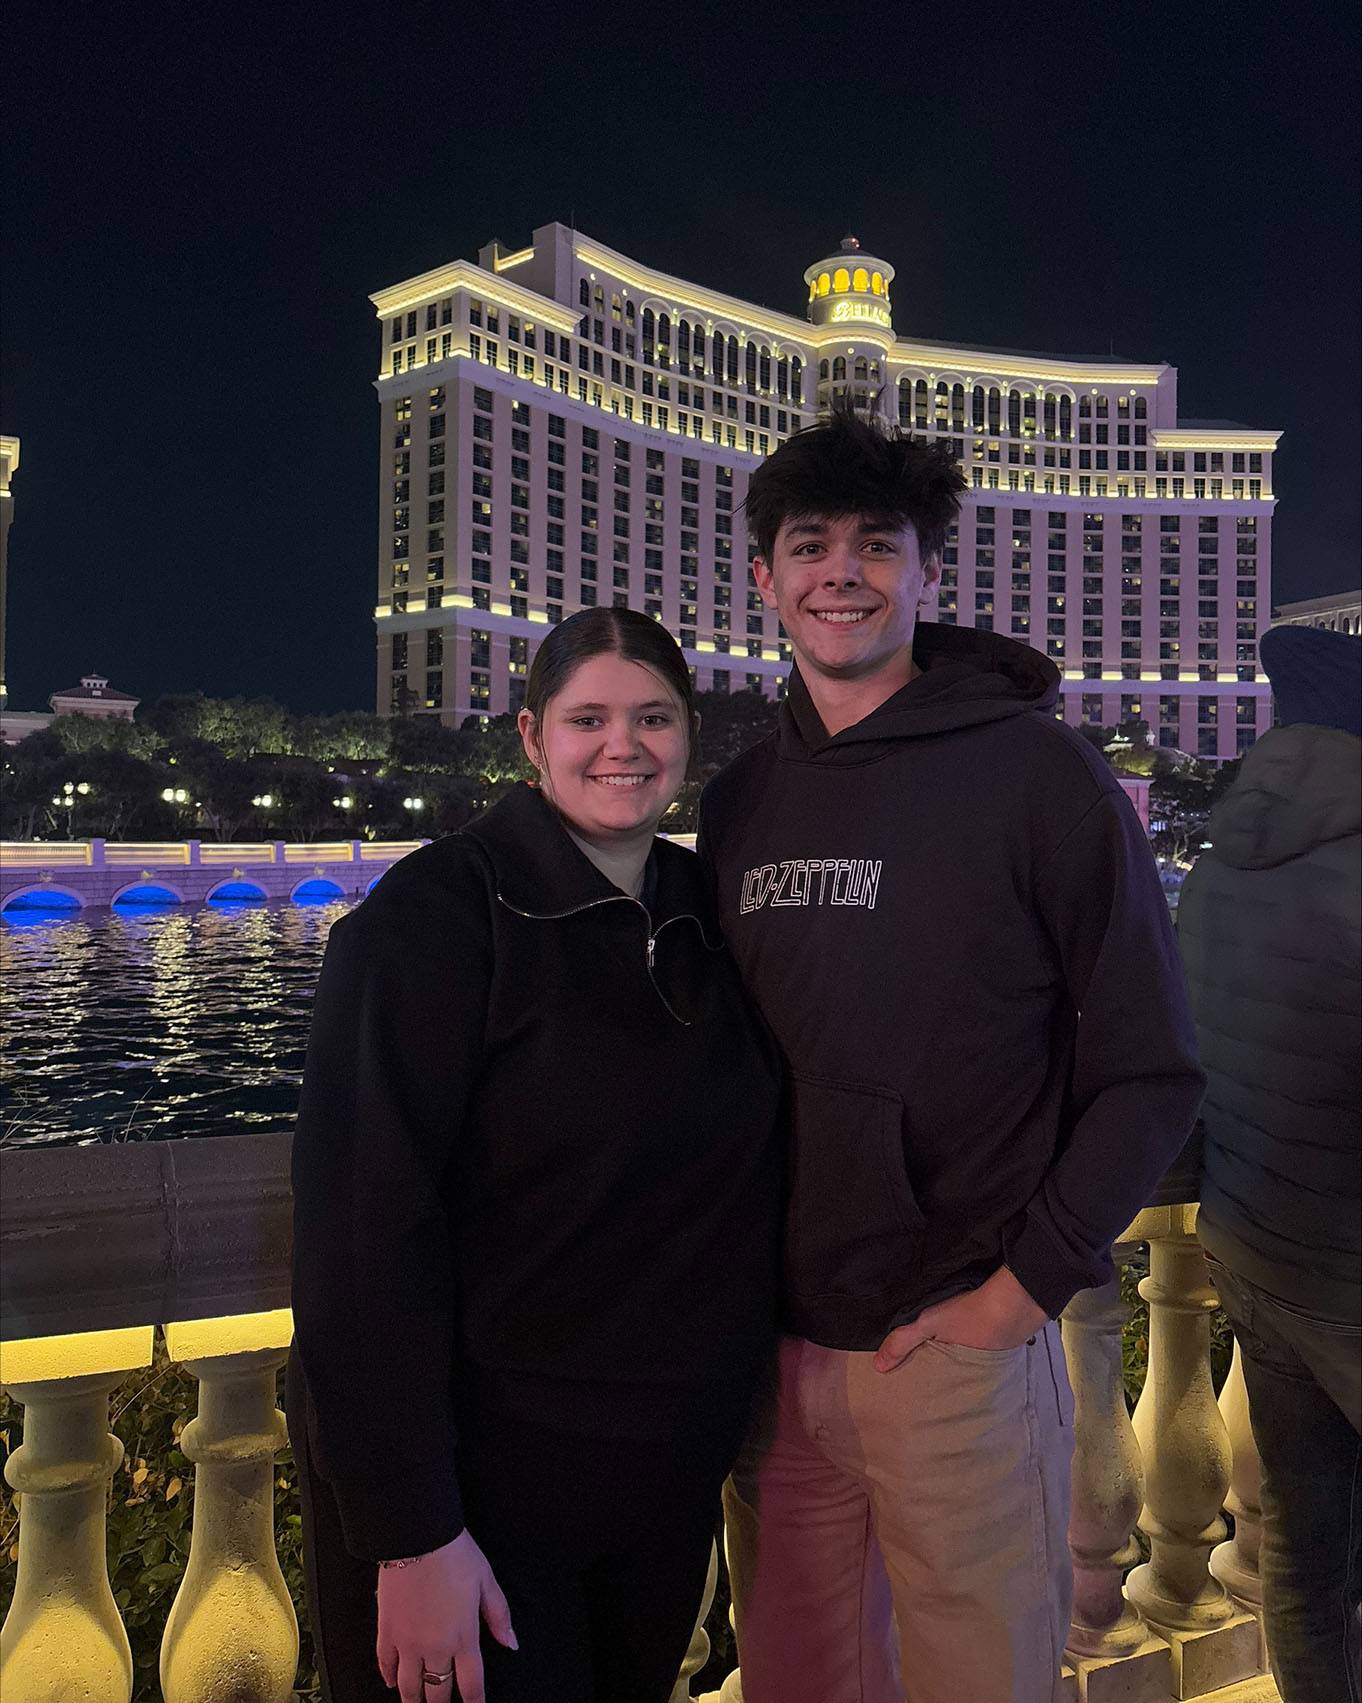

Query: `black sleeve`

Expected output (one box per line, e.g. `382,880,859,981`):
290,847,493,1561
1006,791,1206,1317
695,780,724,901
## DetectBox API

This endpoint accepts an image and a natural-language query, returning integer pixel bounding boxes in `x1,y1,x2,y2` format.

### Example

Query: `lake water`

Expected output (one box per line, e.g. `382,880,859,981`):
0,900,355,1147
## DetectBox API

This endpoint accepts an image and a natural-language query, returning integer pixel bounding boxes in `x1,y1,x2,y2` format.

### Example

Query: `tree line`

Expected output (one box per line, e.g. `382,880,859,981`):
0,691,1238,862
0,690,781,843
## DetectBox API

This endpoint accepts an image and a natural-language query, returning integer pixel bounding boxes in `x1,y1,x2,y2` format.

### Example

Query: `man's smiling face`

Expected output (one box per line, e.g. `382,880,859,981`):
753,513,941,686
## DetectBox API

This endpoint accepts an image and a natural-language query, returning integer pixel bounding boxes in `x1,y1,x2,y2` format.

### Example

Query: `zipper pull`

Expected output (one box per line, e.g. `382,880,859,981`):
647,936,656,970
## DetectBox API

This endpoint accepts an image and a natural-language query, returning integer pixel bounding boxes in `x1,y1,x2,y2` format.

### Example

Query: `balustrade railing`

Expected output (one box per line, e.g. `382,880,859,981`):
1,1133,1279,1702
0,838,428,870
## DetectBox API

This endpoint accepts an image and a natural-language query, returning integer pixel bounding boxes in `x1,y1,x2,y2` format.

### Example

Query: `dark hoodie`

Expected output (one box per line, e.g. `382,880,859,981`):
698,622,1204,1350
1179,724,1361,1322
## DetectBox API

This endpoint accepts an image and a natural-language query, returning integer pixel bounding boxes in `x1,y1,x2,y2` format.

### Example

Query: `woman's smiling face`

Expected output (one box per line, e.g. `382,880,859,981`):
518,651,691,847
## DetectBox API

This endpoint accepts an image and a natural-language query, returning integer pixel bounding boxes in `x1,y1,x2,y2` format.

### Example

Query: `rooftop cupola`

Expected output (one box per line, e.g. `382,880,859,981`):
803,235,895,332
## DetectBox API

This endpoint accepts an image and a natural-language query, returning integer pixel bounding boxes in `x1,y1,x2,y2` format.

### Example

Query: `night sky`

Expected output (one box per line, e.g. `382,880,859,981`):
4,0,1358,714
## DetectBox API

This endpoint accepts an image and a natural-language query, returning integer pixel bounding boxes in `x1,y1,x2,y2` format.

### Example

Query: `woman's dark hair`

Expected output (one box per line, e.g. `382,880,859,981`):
523,606,698,759
743,405,967,564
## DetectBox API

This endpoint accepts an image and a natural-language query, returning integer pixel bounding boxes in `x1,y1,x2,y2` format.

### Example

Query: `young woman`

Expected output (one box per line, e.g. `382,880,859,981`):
287,608,783,1703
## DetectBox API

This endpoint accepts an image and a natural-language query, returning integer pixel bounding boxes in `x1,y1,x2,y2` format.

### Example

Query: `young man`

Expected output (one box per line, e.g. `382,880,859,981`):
698,411,1205,1703
1180,623,1361,1700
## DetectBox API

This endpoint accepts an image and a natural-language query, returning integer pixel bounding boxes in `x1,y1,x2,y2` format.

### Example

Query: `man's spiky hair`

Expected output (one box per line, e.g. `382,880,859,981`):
742,405,968,564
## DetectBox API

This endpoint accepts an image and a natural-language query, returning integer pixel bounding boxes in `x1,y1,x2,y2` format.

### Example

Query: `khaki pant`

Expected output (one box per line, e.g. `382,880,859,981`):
725,1325,1075,1703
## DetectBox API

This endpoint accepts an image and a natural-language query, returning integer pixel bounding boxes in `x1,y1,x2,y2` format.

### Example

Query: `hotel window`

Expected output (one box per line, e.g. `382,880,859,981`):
895,379,917,426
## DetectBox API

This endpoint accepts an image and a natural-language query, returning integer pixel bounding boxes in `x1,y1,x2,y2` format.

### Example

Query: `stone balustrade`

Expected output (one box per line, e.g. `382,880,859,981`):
1,1132,1279,1702
0,838,428,914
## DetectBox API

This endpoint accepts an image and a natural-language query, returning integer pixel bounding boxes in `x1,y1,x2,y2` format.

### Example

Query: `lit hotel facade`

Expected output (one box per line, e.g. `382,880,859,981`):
370,223,1279,759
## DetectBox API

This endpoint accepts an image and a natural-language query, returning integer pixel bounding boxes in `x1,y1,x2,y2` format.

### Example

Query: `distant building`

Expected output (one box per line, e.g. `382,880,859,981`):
48,674,140,722
370,221,1279,759
0,434,18,708
1,672,143,746
0,710,51,746
1273,589,1361,637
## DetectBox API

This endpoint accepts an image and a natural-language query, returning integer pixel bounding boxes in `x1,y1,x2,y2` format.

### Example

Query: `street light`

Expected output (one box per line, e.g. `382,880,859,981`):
53,780,92,836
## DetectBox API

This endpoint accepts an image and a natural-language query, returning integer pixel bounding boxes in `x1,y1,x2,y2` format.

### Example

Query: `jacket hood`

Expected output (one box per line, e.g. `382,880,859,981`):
1206,725,1362,870
461,781,717,935
779,621,1060,762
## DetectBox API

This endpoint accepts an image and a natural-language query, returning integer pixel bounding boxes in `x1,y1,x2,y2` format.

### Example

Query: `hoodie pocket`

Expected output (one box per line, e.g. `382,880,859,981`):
786,1073,925,1301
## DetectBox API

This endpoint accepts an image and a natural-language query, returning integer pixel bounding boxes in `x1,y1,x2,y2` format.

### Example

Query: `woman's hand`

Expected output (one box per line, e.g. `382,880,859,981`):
376,1528,517,1703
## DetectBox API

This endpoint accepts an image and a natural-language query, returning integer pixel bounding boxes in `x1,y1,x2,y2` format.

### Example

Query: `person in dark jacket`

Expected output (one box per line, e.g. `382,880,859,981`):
698,410,1205,1703
288,608,783,1703
1180,621,1361,1702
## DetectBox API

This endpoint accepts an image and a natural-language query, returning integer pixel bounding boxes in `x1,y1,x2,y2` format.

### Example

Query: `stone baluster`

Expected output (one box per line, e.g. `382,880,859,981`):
160,1333,297,1703
701,1512,745,1696
670,1540,718,1703
1209,1336,1268,1667
1124,1205,1260,1697
0,1330,155,1703
1061,1250,1171,1701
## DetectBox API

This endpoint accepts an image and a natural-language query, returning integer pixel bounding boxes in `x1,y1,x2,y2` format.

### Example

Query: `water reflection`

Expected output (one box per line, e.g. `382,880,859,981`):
0,900,354,1147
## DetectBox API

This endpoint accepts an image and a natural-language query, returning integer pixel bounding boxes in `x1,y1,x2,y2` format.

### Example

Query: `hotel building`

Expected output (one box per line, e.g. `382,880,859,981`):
1,433,19,708
1273,589,1361,637
370,224,1279,759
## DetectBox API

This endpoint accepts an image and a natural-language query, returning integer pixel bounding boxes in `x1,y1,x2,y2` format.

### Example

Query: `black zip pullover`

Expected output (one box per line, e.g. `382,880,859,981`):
698,623,1203,1351
291,783,782,1560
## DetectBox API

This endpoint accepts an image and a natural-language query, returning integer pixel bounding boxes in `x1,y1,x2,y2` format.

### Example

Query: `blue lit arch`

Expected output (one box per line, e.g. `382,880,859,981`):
112,882,185,909
205,880,268,907
1,887,83,924
291,877,345,905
